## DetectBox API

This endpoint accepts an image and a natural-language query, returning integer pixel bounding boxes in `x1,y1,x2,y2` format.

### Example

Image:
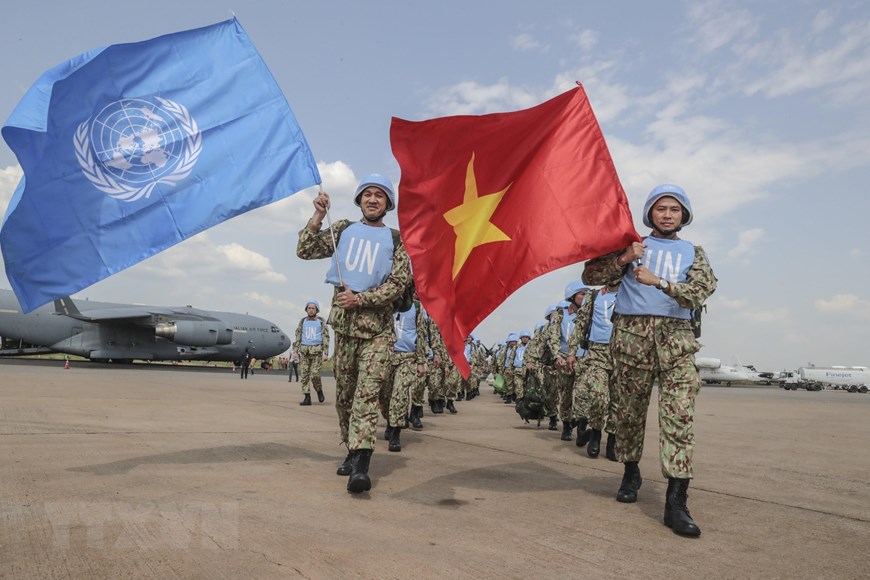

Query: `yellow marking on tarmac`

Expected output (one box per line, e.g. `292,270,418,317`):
0,309,20,313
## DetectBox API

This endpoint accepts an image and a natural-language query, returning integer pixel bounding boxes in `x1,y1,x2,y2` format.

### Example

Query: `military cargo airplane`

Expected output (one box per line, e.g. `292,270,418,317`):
696,357,772,386
0,288,287,364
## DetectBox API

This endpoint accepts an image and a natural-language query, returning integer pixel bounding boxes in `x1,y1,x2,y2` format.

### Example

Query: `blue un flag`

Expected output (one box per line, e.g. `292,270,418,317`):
1,19,321,312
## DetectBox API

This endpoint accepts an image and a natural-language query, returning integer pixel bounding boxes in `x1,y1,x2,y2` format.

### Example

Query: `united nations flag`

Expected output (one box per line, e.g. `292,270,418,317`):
1,19,321,312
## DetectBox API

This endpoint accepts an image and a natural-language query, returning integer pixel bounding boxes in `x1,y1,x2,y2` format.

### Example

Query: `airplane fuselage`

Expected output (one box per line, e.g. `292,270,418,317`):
0,290,288,363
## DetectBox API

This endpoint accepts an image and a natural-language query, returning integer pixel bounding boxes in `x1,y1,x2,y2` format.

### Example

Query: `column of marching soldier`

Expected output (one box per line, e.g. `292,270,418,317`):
295,175,715,537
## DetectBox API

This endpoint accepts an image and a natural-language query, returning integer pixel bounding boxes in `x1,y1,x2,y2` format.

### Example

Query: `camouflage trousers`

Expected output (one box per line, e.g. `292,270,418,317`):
610,317,702,479
444,364,461,401
410,360,429,407
512,367,525,399
572,344,614,432
555,363,575,422
425,360,444,403
388,351,417,427
333,331,393,451
503,367,516,396
542,366,558,417
298,345,323,395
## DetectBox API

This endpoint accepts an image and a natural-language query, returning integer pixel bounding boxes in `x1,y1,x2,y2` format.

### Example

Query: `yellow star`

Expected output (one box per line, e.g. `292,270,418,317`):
443,153,512,279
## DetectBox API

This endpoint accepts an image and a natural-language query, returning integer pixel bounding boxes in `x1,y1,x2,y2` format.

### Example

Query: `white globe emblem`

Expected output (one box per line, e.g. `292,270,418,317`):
74,97,202,202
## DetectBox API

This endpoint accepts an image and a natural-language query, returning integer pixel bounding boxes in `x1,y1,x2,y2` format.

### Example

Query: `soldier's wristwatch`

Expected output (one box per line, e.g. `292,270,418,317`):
658,278,670,290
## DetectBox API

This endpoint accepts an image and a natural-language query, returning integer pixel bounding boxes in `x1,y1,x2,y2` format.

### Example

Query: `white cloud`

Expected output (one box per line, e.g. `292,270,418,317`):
815,294,870,320
812,8,836,34
424,79,543,117
140,234,286,283
716,296,747,309
0,165,23,217
728,228,764,259
686,0,758,53
512,33,542,52
737,307,790,323
570,29,599,51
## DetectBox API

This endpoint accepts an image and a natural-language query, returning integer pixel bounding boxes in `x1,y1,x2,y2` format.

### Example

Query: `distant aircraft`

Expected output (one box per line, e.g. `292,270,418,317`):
0,289,287,364
696,357,772,386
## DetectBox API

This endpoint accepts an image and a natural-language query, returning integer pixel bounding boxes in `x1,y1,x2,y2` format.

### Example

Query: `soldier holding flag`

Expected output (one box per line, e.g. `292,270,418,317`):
296,174,411,494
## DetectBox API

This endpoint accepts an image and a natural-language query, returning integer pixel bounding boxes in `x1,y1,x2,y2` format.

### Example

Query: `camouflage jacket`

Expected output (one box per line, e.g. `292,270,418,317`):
293,316,330,354
423,313,449,363
582,244,717,369
524,328,544,366
297,219,412,339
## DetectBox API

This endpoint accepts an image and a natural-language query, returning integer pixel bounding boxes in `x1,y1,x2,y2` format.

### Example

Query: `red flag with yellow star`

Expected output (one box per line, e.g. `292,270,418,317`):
390,85,639,377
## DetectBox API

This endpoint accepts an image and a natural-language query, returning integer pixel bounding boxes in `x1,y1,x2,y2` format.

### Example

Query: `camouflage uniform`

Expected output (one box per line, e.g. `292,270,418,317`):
568,297,614,432
387,300,427,428
583,247,716,479
297,219,411,451
293,316,330,396
421,316,447,406
546,308,575,424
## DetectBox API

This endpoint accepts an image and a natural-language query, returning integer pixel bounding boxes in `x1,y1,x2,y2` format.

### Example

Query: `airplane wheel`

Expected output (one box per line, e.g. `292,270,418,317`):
848,385,858,393
860,385,868,394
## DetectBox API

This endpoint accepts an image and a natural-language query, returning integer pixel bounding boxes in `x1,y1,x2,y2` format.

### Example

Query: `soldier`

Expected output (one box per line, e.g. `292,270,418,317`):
583,184,716,536
512,330,532,400
384,287,427,451
293,300,329,405
422,310,447,416
548,283,589,441
296,174,411,494
568,280,621,460
501,334,519,404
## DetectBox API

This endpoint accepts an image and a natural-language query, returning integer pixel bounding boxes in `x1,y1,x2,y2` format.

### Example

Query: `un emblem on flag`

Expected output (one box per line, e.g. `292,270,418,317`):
74,97,202,202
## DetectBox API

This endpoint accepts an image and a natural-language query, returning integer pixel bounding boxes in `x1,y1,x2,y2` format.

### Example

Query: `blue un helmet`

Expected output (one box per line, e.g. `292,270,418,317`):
642,184,693,228
305,299,320,312
354,174,396,211
545,304,557,319
519,329,532,339
564,280,589,302
557,300,571,310
507,333,519,343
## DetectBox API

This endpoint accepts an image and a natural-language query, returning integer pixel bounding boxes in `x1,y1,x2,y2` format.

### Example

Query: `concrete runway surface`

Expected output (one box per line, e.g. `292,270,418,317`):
1,359,868,579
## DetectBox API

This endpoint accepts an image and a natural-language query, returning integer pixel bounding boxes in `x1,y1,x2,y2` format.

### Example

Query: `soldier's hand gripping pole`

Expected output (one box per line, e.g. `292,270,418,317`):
321,186,347,292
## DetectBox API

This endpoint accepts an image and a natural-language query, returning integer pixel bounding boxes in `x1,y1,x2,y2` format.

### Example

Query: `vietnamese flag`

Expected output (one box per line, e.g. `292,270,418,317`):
390,85,639,377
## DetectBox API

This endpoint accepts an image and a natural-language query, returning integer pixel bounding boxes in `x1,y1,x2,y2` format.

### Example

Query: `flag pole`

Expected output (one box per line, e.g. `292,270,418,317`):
320,186,347,291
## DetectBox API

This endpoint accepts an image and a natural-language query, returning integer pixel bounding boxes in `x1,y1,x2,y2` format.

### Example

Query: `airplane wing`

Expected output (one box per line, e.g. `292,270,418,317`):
53,297,219,324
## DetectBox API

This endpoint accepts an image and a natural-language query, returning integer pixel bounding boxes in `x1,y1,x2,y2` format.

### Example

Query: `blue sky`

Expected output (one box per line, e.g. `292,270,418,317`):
1,1,868,372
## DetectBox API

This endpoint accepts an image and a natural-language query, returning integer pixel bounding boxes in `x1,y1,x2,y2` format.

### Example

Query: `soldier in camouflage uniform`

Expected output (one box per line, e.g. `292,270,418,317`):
568,281,621,460
547,283,588,441
296,174,411,494
384,291,427,451
293,300,330,406
501,334,518,403
583,184,716,536
424,314,447,414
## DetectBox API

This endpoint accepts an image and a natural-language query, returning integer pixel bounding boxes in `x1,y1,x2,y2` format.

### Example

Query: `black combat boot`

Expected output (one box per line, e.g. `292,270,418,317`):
384,425,394,441
616,461,642,503
388,427,402,452
664,478,701,536
457,392,465,401
336,449,353,476
560,421,573,441
587,429,602,458
436,399,446,414
410,405,424,430
347,449,372,493
299,393,312,406
548,416,558,431
316,389,325,403
446,400,458,414
605,432,617,462
429,399,438,414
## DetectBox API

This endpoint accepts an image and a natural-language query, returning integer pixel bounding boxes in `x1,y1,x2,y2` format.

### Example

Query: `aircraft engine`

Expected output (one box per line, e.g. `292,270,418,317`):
695,357,722,369
155,321,233,346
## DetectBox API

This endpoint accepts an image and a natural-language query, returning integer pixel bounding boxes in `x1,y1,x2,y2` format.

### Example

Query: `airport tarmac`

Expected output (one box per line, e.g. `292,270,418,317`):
1,359,868,579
